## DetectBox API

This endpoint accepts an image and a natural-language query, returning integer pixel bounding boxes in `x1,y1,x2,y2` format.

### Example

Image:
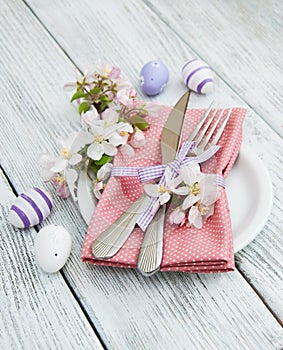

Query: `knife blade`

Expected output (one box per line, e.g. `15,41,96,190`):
91,91,190,260
137,90,191,275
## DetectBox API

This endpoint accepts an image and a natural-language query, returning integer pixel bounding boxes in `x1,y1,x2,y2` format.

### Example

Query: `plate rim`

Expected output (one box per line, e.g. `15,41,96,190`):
229,144,273,252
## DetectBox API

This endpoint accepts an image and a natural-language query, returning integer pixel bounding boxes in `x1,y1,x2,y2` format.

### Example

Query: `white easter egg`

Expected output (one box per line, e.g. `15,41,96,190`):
181,59,214,94
34,224,72,273
8,187,53,229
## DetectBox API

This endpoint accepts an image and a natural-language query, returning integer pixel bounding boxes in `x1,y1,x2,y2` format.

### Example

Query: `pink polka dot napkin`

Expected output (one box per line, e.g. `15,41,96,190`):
81,105,246,273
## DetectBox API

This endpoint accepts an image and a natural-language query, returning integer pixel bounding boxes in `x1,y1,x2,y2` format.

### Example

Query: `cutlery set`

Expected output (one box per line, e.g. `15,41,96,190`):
91,91,232,276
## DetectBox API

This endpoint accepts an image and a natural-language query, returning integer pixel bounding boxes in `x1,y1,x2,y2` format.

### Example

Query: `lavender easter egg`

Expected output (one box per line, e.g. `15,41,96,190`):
8,187,53,229
181,59,214,94
34,225,72,273
140,60,169,96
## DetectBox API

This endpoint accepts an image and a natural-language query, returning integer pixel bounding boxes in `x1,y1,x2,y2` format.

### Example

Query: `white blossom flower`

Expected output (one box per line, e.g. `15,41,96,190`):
85,109,134,160
120,143,135,158
177,163,205,210
188,200,216,229
187,173,220,229
93,163,113,199
169,207,186,226
50,131,88,173
178,162,219,210
144,168,186,209
87,127,117,160
81,108,99,128
38,153,57,181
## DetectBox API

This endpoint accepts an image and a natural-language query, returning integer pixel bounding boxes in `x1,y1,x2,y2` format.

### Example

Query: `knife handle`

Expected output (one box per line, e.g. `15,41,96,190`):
91,193,150,259
137,204,166,276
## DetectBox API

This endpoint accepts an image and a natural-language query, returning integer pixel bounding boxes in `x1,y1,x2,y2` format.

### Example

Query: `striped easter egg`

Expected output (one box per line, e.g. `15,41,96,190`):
181,59,214,94
8,187,53,229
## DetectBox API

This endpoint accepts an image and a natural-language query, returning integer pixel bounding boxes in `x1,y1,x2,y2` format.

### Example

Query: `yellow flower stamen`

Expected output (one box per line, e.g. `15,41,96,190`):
197,202,209,215
104,120,113,127
120,131,129,137
103,68,111,74
54,175,65,185
190,181,200,196
94,135,104,143
60,147,70,159
158,184,167,194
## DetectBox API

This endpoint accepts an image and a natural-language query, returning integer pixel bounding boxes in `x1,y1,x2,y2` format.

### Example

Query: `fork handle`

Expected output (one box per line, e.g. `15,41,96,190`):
137,204,166,276
91,193,150,259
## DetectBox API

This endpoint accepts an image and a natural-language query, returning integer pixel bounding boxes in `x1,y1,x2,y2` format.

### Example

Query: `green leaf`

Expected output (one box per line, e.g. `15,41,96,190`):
78,102,91,115
90,87,101,94
70,90,88,102
94,154,113,166
100,95,109,102
128,116,149,130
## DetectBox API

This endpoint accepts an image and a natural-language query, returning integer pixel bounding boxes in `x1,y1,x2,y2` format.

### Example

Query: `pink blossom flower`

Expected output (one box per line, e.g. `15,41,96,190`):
108,66,121,79
38,153,57,181
53,175,70,199
130,129,145,148
81,108,99,128
144,102,162,118
63,68,94,92
169,207,186,225
117,88,137,105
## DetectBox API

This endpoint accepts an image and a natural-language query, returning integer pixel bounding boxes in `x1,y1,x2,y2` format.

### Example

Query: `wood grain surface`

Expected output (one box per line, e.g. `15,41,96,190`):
0,0,282,349
0,170,103,350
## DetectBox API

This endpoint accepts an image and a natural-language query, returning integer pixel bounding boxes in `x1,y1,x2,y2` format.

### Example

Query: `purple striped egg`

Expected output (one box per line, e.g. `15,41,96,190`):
8,187,53,229
181,59,214,94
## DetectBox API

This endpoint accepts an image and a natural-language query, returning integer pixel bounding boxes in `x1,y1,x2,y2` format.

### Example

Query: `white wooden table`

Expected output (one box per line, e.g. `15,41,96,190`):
1,1,282,349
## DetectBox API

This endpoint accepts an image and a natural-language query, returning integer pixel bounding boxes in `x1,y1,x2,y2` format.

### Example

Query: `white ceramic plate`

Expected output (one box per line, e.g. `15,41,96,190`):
226,144,273,252
77,144,273,253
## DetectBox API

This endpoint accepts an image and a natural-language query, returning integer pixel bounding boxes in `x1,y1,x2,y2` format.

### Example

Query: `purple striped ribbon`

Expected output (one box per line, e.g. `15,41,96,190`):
111,144,221,183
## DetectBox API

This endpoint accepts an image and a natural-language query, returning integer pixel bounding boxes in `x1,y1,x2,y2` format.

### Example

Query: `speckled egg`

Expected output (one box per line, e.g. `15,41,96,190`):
140,60,169,96
8,187,53,229
181,59,214,94
34,224,72,273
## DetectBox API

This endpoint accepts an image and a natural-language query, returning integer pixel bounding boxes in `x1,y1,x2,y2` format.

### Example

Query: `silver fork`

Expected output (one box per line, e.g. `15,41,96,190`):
136,105,233,276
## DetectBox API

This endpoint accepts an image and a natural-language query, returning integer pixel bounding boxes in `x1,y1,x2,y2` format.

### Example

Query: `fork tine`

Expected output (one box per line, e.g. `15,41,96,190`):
209,108,232,146
199,107,226,149
187,101,215,142
193,106,219,146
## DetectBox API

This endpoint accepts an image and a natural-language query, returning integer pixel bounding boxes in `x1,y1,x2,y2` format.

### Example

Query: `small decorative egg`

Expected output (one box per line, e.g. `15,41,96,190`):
140,60,169,96
34,224,72,273
181,59,214,94
8,187,53,229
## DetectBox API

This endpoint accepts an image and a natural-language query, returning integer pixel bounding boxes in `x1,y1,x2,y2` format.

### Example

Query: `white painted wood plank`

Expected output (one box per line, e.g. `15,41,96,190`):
0,0,282,349
0,169,103,350
23,0,283,322
143,0,283,137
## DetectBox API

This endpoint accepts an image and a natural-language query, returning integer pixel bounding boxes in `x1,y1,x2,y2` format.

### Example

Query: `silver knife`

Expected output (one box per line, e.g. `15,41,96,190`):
137,91,191,275
91,91,190,259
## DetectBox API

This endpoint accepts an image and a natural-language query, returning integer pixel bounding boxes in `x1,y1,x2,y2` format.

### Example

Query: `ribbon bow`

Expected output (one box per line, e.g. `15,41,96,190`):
111,141,223,231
